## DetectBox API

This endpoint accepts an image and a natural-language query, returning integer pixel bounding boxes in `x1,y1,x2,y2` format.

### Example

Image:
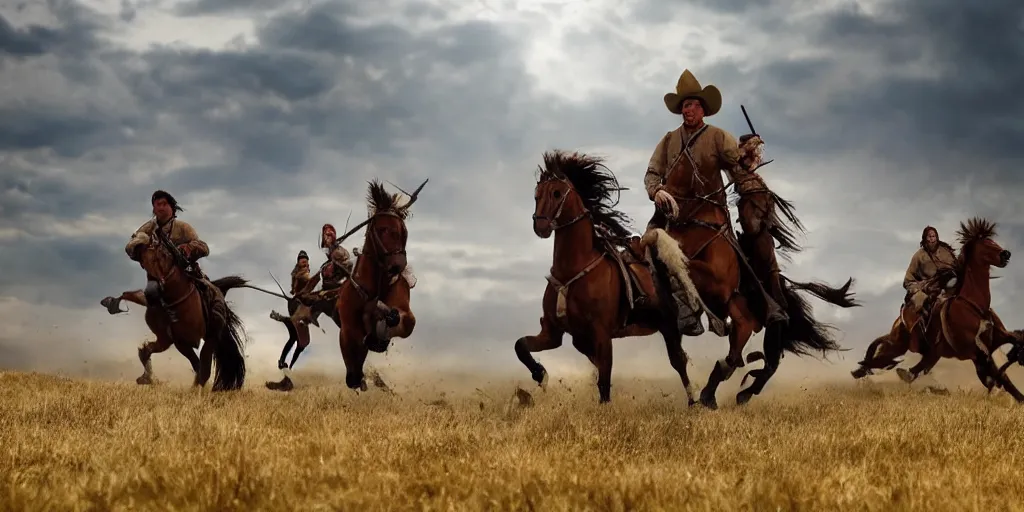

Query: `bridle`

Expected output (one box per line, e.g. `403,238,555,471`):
140,234,197,308
533,175,589,231
346,210,409,302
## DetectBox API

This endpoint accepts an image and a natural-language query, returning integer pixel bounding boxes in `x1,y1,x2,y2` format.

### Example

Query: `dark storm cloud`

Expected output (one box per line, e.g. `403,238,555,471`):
0,235,134,309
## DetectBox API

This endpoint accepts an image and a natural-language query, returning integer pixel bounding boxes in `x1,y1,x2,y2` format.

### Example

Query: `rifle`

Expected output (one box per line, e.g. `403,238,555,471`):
740,105,773,173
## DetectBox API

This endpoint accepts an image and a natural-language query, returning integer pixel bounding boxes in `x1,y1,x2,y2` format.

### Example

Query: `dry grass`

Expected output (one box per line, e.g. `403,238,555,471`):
3,369,1024,511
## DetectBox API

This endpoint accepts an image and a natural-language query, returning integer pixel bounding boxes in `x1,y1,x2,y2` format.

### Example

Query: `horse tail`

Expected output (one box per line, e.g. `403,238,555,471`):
773,274,859,357
211,303,248,392
782,276,860,309
767,191,806,257
211,275,248,297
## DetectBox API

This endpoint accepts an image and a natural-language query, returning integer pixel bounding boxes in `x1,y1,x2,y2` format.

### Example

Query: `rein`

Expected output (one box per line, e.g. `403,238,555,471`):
146,241,198,309
346,210,408,304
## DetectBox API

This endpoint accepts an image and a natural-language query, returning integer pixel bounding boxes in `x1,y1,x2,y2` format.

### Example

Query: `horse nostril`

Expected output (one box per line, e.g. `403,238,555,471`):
389,265,401,275
1002,250,1011,260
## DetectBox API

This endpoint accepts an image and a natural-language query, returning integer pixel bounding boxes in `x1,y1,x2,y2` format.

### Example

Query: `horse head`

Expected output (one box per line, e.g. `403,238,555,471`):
957,217,1011,271
125,231,178,282
532,150,633,241
360,179,424,278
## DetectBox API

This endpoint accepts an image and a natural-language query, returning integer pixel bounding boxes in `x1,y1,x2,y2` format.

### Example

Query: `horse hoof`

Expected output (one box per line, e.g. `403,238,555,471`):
102,297,127,315
896,368,914,383
687,398,698,408
266,377,293,392
699,395,718,410
360,379,368,392
851,367,868,379
532,367,548,389
136,375,153,385
736,390,755,406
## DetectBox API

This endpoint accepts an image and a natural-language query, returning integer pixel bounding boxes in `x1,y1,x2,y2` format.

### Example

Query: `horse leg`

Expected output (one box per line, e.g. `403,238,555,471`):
897,351,940,384
101,290,146,314
984,349,1024,402
514,315,565,389
137,335,173,385
660,323,698,406
700,292,756,410
736,321,784,405
277,320,299,370
592,328,614,404
174,342,200,375
290,323,311,369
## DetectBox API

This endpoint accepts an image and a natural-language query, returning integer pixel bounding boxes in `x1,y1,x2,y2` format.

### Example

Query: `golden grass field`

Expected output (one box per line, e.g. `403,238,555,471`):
3,366,1024,511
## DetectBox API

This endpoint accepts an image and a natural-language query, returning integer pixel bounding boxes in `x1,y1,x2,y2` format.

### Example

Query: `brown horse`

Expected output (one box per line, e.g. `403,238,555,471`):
516,151,699,404
640,155,859,408
889,218,1024,399
333,179,425,391
122,229,249,391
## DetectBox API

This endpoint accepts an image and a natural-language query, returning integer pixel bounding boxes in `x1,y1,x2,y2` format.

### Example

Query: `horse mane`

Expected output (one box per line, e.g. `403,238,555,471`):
950,217,997,293
956,217,997,247
366,179,410,220
537,150,634,241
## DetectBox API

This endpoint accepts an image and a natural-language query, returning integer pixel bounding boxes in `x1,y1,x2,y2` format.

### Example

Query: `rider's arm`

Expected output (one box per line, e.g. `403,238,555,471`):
332,246,354,274
716,129,753,183
903,252,922,291
125,220,155,258
176,222,210,261
644,133,670,200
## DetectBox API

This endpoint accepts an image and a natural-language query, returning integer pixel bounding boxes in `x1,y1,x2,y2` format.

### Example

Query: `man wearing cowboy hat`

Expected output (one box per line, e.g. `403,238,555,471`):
643,69,787,334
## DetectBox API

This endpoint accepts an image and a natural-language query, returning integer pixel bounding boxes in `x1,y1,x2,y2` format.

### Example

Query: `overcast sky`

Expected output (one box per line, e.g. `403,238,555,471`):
1,0,1022,386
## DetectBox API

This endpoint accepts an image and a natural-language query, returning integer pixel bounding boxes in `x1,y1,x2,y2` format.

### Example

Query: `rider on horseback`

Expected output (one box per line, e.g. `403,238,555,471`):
101,190,218,323
290,223,356,328
643,69,787,335
903,225,957,320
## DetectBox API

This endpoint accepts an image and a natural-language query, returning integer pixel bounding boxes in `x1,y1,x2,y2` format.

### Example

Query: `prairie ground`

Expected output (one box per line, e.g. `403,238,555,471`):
2,368,1024,512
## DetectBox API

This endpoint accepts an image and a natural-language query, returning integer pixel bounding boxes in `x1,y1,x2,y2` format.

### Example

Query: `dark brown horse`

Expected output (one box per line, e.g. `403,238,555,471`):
641,152,859,408
891,218,1024,399
122,229,249,391
333,179,426,391
850,287,940,379
516,151,699,404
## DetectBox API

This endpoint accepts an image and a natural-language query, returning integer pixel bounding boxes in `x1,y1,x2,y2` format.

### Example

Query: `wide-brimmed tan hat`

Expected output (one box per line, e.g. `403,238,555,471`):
664,69,722,116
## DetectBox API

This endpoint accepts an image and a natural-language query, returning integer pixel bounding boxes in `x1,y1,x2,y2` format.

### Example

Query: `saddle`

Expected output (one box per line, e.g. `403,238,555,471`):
605,236,652,311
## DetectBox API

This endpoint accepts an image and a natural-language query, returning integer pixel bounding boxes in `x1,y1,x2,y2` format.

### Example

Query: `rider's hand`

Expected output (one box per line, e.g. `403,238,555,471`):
739,134,764,170
654,189,679,218
177,244,191,259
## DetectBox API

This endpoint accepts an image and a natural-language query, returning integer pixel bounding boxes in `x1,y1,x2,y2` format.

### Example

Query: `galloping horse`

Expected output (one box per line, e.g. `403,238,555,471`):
333,179,426,391
887,218,1024,399
123,229,249,391
850,274,955,379
640,157,859,408
516,151,698,404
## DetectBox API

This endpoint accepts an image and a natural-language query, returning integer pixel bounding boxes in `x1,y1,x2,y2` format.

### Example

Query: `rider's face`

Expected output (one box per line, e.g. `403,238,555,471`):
152,198,173,223
681,98,705,127
323,229,336,246
926,230,938,248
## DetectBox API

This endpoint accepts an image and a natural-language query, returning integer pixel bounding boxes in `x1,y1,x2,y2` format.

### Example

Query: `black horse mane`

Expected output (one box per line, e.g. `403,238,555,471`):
536,150,634,241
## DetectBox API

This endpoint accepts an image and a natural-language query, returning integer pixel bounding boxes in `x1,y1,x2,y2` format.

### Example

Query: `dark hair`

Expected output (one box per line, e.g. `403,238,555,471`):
151,190,183,214
297,250,308,262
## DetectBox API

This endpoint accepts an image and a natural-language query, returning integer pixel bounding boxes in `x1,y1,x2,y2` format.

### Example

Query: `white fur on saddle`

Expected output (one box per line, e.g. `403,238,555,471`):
640,228,728,336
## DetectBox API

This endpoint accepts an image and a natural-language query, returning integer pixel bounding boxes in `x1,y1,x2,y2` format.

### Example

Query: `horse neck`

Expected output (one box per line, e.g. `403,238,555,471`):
958,258,992,310
552,214,599,278
353,236,381,293
150,262,191,295
666,166,727,223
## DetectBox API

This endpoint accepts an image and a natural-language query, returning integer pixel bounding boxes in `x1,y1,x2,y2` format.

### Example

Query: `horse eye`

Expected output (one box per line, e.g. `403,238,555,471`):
553,189,561,199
